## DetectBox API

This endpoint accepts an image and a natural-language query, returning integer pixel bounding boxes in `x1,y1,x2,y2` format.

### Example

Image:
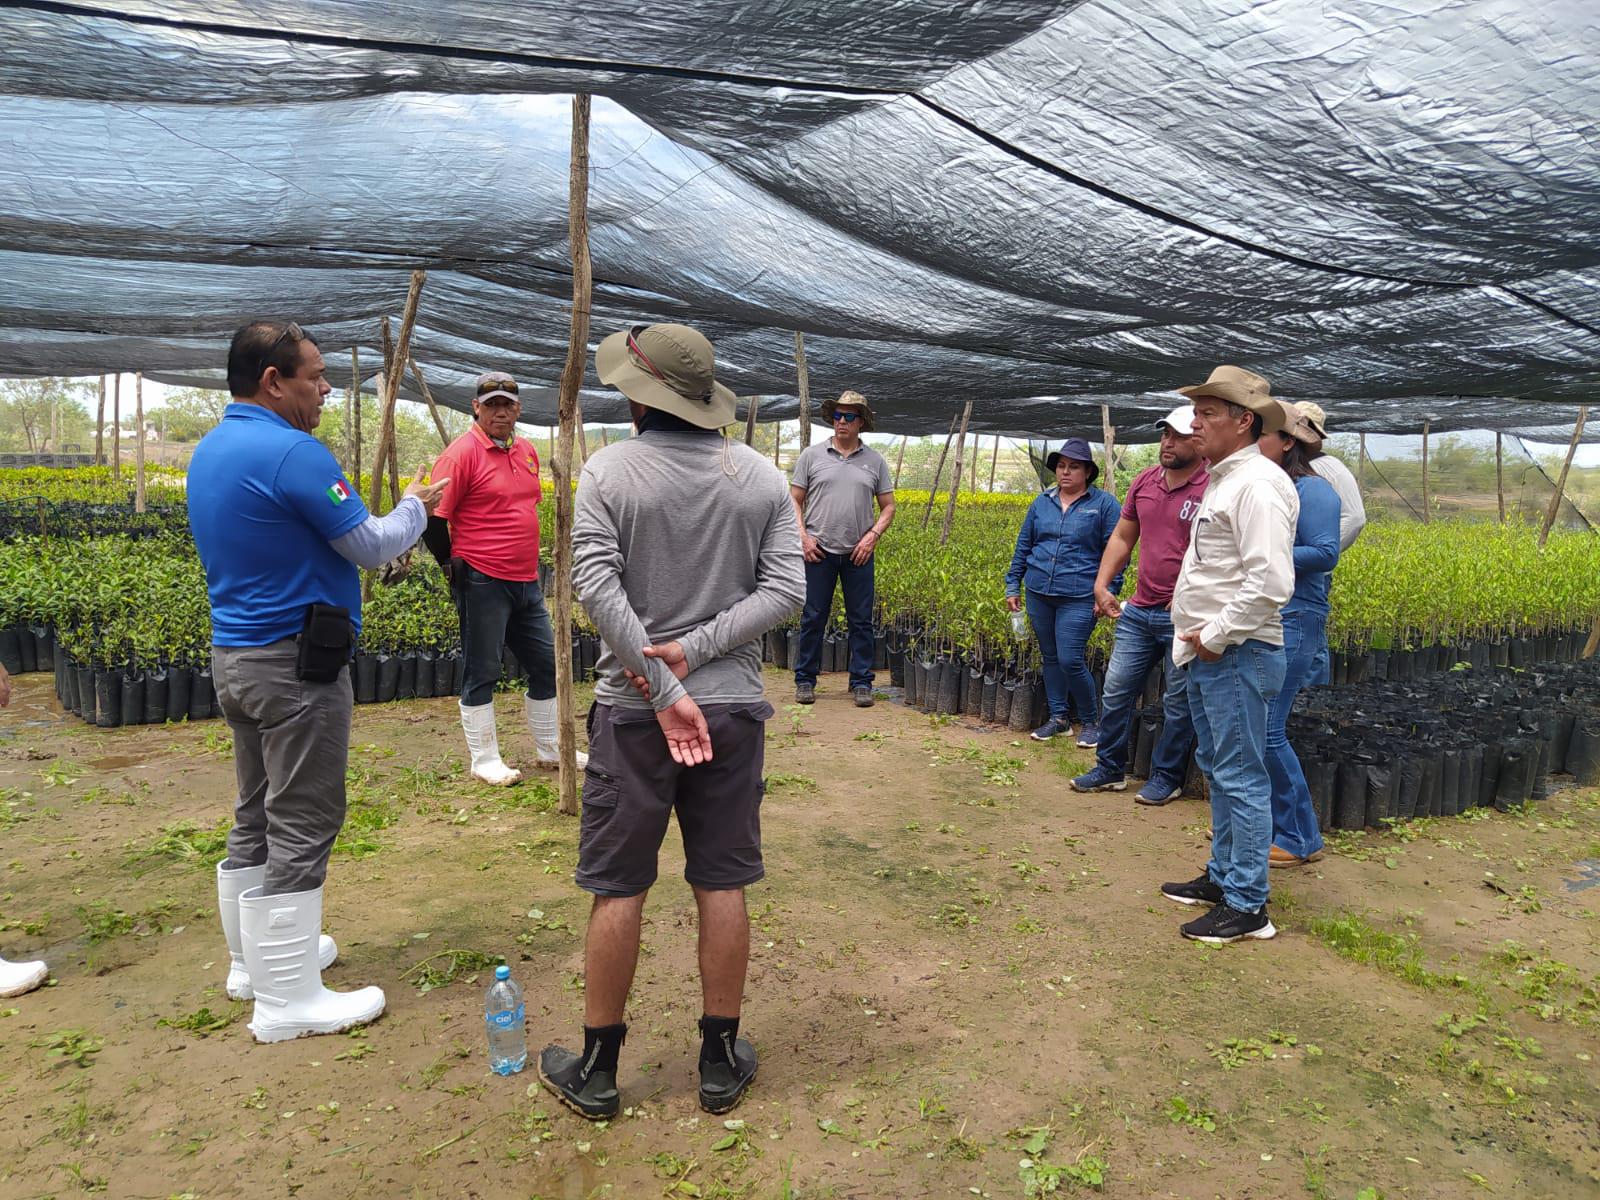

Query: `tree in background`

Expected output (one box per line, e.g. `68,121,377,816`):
157,387,230,442
0,378,95,452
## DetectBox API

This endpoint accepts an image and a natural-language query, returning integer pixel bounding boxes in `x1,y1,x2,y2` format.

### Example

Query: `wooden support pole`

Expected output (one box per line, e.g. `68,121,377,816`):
407,356,451,449
551,93,593,817
1420,420,1430,523
1538,405,1588,548
744,395,760,447
134,371,146,512
893,434,908,488
367,271,425,517
940,400,974,545
773,421,782,468
1357,432,1367,501
794,332,812,447
577,407,589,465
1495,432,1506,524
350,348,362,486
989,434,1000,492
95,375,106,466
599,426,609,448
921,412,959,530
111,373,121,480
1100,404,1116,497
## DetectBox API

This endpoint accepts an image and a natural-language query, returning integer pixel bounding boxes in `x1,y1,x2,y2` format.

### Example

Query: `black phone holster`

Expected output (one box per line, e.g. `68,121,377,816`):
296,603,354,683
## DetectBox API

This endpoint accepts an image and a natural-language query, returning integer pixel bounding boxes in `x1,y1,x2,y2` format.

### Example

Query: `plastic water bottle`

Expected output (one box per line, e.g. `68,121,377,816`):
485,964,526,1076
1011,609,1030,642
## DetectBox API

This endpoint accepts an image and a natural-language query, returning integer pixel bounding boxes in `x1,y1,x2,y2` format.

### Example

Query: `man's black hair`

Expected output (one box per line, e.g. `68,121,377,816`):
227,320,318,398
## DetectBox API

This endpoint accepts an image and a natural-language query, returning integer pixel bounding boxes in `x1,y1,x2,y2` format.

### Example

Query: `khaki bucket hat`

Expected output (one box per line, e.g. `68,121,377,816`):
830,389,876,433
1177,364,1285,434
595,322,737,430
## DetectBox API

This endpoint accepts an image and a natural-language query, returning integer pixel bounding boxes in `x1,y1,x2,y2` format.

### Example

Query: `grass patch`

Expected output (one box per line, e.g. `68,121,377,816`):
32,1029,103,1069
124,820,229,872
75,899,178,944
403,949,504,995
157,1003,243,1037
1307,911,1465,990
333,791,400,859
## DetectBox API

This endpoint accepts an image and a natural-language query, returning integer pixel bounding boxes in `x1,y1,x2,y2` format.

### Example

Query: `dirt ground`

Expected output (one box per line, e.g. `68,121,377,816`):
1,669,1597,1200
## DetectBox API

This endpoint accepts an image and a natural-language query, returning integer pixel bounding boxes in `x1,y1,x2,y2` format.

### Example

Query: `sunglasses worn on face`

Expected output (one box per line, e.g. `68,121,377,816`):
831,411,861,423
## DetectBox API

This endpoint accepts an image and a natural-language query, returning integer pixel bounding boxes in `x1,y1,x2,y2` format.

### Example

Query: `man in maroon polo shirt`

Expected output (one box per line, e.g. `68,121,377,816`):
1069,404,1208,804
424,370,584,785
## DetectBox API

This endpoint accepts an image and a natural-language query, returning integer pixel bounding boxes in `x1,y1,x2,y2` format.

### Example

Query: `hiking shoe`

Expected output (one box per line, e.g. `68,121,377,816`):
1070,765,1127,793
1030,717,1070,742
1269,844,1326,868
699,1037,758,1114
852,686,874,708
1075,723,1100,748
538,1044,620,1120
1160,871,1224,907
794,682,815,705
1180,902,1276,944
1135,778,1184,806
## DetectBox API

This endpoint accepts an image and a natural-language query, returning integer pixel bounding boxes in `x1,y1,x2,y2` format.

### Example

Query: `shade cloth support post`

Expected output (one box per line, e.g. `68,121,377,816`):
350,348,361,485
1539,406,1589,548
552,93,593,817
134,371,145,513
989,435,999,492
940,400,974,545
94,376,105,466
111,373,121,480
1100,404,1116,496
1420,420,1431,524
794,332,811,448
921,412,959,530
407,356,450,449
893,434,908,488
743,396,760,446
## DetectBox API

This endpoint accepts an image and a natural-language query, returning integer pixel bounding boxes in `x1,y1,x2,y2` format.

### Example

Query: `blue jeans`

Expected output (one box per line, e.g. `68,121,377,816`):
1269,609,1325,860
1095,603,1195,782
1308,641,1331,687
455,566,558,707
1024,591,1099,724
1186,640,1285,913
795,553,875,688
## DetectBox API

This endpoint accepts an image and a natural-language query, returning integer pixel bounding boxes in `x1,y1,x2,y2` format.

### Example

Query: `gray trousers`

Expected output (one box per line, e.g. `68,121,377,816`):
212,640,351,896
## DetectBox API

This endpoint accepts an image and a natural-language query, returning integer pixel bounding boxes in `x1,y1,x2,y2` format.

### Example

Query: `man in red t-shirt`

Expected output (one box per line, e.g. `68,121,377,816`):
423,371,585,784
1069,405,1208,805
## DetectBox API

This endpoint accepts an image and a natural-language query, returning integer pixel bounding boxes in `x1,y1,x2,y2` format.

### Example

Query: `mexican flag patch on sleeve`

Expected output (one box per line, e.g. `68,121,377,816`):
327,479,352,505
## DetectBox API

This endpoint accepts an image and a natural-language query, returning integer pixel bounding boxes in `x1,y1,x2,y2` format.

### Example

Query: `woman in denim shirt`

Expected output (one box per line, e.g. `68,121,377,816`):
1005,438,1122,746
1255,406,1341,867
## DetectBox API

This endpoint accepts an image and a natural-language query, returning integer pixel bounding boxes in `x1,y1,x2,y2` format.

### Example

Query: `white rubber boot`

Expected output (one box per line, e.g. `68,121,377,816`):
238,885,384,1043
461,700,522,786
526,696,588,771
0,955,48,997
217,860,336,1000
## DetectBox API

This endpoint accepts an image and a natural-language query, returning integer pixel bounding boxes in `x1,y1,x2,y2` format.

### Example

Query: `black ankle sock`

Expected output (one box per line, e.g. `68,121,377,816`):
580,1023,626,1077
699,1015,740,1067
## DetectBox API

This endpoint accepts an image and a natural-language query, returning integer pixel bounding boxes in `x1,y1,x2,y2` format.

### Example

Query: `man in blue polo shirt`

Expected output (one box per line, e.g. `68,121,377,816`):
188,319,445,1044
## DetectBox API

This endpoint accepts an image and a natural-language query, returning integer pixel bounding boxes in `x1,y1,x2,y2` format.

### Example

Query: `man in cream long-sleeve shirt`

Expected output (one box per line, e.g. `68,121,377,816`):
1159,366,1297,945
539,322,804,1123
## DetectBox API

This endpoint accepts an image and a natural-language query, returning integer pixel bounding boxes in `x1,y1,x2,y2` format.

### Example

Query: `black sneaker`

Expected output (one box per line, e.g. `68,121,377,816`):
538,1044,620,1120
1160,871,1224,907
699,1036,758,1114
1180,902,1276,944
795,683,816,705
852,686,874,708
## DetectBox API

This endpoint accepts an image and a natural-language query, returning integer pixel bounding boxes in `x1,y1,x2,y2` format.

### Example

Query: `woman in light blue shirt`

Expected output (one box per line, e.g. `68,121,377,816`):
1004,438,1122,746
1256,408,1341,866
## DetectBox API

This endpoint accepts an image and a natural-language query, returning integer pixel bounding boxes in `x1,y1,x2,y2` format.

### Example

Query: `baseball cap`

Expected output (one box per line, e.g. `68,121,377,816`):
1154,404,1196,436
474,371,520,405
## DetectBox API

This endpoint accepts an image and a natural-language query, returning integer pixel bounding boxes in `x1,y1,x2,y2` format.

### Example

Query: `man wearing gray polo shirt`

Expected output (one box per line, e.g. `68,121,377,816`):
790,391,896,707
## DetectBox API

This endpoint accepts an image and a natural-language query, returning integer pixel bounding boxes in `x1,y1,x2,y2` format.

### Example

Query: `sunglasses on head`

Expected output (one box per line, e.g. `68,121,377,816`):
476,377,519,398
831,410,861,423
266,321,304,353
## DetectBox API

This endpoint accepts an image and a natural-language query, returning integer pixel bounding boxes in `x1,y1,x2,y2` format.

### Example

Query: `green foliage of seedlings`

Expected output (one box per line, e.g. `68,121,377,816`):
1165,1095,1217,1131
76,899,177,943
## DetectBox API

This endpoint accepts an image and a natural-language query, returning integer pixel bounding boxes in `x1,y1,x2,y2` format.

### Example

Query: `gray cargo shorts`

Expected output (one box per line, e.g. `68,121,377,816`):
575,701,774,897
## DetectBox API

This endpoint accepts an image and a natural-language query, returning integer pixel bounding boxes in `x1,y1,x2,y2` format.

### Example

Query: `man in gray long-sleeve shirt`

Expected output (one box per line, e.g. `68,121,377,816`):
538,322,804,1122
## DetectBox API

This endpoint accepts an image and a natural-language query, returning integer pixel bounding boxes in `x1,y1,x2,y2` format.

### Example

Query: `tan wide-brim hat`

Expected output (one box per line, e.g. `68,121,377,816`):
1177,364,1285,435
595,322,737,430
831,389,876,433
